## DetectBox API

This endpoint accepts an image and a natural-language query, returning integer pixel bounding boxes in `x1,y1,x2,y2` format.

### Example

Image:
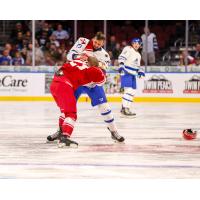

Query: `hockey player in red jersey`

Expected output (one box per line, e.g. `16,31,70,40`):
50,56,106,147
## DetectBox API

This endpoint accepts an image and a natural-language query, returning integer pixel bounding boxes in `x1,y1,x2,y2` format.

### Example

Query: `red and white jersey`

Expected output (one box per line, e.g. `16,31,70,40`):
53,60,106,90
67,37,111,66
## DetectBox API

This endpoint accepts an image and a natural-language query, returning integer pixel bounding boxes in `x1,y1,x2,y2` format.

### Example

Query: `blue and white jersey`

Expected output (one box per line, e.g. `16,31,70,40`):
93,49,111,67
118,46,141,75
141,33,158,53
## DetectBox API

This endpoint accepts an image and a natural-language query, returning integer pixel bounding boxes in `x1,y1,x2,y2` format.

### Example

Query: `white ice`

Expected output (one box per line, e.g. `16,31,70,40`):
0,101,200,178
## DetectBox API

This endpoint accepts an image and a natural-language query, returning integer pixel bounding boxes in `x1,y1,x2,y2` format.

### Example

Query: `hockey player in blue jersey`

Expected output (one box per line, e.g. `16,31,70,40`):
47,32,124,143
118,38,145,117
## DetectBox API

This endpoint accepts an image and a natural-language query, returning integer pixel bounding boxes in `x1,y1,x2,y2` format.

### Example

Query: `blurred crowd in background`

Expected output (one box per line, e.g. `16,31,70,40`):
0,20,200,67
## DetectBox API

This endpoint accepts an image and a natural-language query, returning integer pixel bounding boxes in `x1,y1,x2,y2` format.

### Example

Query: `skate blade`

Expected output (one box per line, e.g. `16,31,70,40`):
46,140,58,144
113,140,125,144
111,136,125,143
120,114,136,118
58,143,78,148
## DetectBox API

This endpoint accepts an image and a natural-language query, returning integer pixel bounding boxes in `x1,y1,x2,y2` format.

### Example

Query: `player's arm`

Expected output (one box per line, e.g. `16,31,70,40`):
137,55,145,78
118,46,130,73
88,67,106,87
66,37,89,61
118,46,129,65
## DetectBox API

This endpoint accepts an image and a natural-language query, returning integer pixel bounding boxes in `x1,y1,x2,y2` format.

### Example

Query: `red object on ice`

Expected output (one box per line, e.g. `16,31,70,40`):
182,129,197,140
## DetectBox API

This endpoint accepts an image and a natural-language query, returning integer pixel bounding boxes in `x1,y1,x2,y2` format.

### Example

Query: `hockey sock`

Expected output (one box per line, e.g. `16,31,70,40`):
62,113,77,137
98,102,117,132
62,117,76,137
122,88,136,109
59,113,65,127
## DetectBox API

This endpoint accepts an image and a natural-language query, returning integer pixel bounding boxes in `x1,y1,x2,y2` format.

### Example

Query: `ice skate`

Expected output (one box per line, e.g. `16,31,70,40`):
58,135,78,148
46,127,62,143
107,127,125,143
120,107,136,118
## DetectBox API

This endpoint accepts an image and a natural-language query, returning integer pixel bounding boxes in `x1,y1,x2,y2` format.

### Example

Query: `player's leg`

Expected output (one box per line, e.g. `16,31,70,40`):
49,81,78,147
74,86,84,100
47,81,63,142
98,102,125,142
46,113,63,142
84,86,125,142
47,86,85,142
121,87,136,115
57,83,78,147
120,74,137,117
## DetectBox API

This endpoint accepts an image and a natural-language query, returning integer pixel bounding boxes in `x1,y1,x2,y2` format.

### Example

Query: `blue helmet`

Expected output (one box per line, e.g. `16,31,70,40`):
131,38,142,45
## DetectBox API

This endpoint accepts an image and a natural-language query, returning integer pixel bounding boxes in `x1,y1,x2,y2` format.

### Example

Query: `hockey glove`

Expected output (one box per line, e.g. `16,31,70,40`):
118,63,125,75
138,70,145,78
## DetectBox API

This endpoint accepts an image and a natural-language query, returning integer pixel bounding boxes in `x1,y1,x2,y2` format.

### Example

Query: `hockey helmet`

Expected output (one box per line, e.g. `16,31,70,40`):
131,38,142,45
182,129,197,140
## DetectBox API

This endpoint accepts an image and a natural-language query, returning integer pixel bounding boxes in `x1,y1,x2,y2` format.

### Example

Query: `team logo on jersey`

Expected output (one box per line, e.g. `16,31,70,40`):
183,75,200,94
133,58,139,66
80,38,86,44
99,98,104,102
143,75,173,93
76,44,82,48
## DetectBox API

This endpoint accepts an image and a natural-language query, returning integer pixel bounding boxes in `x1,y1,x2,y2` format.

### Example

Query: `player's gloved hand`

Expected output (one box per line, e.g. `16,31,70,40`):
138,70,145,78
118,63,125,75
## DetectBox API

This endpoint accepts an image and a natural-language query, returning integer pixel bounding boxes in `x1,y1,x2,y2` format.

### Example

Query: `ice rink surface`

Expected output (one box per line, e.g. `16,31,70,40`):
0,101,200,179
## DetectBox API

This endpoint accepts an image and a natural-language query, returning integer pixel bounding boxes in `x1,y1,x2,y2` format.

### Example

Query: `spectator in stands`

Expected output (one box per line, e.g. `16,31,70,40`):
112,43,121,59
25,44,33,65
37,30,50,50
36,21,53,50
112,43,122,66
10,22,24,40
52,24,69,43
0,49,12,65
48,43,65,64
44,51,56,66
21,47,28,62
13,32,24,50
179,50,195,66
11,51,25,66
192,43,200,64
26,40,45,66
24,31,32,44
107,51,114,65
49,34,60,48
107,35,117,52
141,27,158,65
59,42,67,53
121,40,127,48
4,43,15,57
42,21,53,36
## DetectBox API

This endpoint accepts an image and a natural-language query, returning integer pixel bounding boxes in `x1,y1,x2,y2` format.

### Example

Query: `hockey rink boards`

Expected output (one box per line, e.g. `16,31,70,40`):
0,101,200,179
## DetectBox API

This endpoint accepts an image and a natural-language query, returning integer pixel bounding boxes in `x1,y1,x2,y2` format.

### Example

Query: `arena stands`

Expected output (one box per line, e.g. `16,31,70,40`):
0,20,200,67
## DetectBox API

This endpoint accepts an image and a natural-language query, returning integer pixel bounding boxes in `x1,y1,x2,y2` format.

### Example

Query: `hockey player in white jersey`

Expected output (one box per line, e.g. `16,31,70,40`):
118,38,145,117
47,32,124,143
